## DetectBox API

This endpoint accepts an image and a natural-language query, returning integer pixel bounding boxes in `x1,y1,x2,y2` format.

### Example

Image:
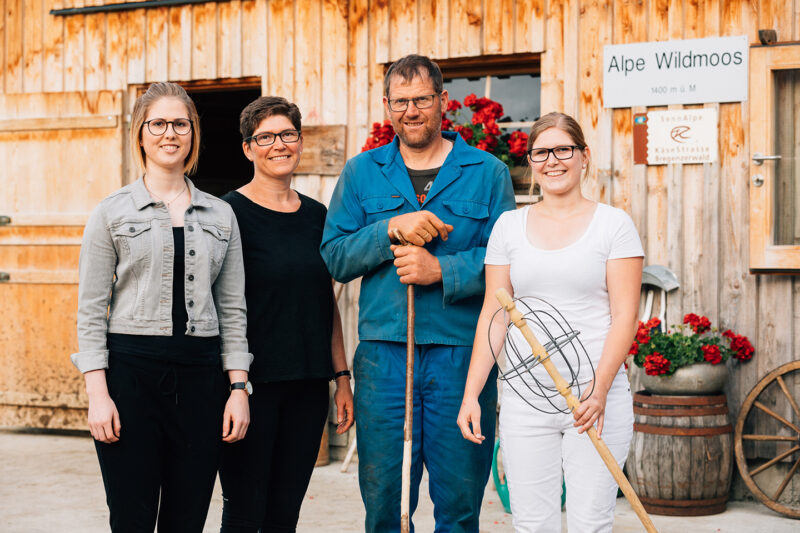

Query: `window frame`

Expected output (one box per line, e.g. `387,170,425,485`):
749,43,800,272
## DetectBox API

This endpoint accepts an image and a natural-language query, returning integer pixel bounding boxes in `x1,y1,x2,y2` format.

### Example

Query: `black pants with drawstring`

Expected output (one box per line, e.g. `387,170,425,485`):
94,352,228,533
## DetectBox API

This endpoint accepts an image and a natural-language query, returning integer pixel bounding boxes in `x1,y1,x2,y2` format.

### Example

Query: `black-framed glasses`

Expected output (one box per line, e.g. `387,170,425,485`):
527,145,584,163
144,118,193,136
245,130,301,146
387,93,440,112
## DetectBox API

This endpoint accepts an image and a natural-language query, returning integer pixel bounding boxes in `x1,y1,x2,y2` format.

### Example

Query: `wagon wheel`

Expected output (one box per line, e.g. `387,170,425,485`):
734,360,800,519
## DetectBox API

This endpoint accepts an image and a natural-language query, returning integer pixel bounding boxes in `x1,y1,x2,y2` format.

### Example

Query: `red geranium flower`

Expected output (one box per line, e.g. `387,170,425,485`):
644,353,671,376
701,344,722,364
446,100,462,112
684,313,711,334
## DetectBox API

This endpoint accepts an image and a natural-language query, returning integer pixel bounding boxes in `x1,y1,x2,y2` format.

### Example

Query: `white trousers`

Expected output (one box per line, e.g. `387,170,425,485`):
499,373,634,533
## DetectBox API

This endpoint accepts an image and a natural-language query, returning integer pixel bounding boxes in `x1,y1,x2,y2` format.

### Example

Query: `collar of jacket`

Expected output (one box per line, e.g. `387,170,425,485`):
130,176,213,211
369,131,485,208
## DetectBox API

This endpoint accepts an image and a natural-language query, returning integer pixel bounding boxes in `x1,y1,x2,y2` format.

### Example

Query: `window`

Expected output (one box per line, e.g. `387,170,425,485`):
438,54,541,199
749,44,800,271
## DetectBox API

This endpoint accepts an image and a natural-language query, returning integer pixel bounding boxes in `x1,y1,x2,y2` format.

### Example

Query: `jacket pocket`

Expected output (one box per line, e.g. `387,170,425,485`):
111,220,153,263
440,199,490,251
362,195,405,224
200,223,231,267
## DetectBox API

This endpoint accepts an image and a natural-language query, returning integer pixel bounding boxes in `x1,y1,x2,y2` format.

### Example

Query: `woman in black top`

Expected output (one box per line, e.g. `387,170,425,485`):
219,96,354,532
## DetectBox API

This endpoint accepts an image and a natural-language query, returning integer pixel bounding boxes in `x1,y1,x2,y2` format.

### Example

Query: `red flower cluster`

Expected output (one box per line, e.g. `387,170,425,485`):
684,313,711,334
644,353,671,376
508,131,528,158
723,329,755,361
633,317,660,348
463,94,504,125
361,120,395,151
701,344,722,364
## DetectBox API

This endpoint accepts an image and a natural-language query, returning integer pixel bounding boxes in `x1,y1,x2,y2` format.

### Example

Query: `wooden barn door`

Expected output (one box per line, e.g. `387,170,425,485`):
0,91,125,429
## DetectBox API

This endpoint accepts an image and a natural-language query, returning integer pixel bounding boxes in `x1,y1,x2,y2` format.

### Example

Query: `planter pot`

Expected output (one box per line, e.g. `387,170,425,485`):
641,362,728,395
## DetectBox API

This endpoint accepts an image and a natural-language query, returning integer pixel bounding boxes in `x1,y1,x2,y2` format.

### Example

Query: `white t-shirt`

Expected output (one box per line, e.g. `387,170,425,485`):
485,203,644,388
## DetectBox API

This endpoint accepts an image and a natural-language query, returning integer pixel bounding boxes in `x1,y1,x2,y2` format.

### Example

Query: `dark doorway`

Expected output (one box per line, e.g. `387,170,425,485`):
188,87,261,198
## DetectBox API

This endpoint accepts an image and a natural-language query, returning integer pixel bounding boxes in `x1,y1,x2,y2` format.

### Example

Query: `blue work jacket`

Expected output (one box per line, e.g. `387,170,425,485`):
321,131,516,346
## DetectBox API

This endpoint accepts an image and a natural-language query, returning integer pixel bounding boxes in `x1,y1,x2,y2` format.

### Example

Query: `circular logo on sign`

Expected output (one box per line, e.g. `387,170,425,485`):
670,125,691,143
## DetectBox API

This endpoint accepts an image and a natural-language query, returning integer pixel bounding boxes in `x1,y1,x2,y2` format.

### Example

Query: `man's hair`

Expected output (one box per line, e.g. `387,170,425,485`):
130,82,201,175
383,54,444,97
239,96,302,140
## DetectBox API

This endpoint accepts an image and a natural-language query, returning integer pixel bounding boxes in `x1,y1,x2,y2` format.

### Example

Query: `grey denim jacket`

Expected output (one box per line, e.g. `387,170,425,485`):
71,177,253,373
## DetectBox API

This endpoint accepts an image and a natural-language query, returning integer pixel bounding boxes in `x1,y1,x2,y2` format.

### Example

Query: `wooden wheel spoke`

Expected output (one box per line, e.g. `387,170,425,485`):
776,376,800,421
750,445,800,477
742,434,798,441
773,455,800,502
754,401,800,434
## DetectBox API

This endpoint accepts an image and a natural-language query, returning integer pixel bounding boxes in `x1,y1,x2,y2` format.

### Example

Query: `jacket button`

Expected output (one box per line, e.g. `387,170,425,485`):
378,203,383,209
462,207,469,214
129,226,135,232
187,274,194,281
189,249,195,256
187,225,194,232
190,326,196,333
188,300,194,307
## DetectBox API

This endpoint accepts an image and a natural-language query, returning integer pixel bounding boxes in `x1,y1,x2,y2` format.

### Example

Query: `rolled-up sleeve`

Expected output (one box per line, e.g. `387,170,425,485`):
213,209,254,371
71,206,116,373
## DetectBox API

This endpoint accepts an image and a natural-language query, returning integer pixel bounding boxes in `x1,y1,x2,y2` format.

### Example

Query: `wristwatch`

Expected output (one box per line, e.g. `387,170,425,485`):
230,381,253,396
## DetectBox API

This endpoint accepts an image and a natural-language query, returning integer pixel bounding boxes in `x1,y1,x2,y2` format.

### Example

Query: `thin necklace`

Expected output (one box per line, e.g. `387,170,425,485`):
144,177,187,207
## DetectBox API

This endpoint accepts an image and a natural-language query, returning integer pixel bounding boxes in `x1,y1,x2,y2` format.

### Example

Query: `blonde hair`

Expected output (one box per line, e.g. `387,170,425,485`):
527,112,589,195
130,82,201,175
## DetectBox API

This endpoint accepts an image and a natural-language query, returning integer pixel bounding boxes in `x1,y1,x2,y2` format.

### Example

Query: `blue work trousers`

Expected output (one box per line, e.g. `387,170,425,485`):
354,341,498,533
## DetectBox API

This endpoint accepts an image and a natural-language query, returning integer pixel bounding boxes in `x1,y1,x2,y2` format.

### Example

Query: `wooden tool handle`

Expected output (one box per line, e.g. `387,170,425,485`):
400,283,415,533
495,289,658,533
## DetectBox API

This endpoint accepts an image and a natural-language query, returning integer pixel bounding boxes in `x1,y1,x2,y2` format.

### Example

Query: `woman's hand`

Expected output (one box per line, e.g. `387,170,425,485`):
88,392,121,443
573,380,608,436
334,378,354,434
222,390,250,443
457,396,485,444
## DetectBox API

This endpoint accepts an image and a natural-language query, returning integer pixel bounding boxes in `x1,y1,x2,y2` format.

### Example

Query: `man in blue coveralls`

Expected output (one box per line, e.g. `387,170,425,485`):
321,54,515,532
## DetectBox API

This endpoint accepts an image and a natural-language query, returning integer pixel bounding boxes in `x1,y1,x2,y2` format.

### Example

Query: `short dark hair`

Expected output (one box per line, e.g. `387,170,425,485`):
383,54,443,97
239,96,302,140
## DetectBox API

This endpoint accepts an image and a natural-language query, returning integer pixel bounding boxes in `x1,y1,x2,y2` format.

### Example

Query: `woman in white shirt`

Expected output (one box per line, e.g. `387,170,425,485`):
457,112,643,532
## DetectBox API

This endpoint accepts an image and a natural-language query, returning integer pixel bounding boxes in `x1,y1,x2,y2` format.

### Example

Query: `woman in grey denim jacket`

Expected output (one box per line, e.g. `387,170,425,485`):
71,82,253,532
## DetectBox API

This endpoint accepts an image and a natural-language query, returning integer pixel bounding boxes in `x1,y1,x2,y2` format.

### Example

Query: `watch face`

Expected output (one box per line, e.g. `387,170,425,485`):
245,381,253,396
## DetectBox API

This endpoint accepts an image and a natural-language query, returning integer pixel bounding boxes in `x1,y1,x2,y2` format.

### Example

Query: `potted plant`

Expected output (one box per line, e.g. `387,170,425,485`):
630,314,754,395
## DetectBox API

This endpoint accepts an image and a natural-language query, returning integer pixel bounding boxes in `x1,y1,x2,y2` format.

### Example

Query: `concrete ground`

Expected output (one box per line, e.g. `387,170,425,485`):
1,428,797,532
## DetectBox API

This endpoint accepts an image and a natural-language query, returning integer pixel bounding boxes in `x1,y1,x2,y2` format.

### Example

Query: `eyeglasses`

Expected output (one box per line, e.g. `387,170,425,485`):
527,145,584,163
244,130,301,146
143,118,193,136
386,93,440,112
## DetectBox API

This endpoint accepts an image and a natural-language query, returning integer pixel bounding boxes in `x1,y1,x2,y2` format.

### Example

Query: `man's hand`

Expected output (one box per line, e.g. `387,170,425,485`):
388,211,453,246
391,244,442,285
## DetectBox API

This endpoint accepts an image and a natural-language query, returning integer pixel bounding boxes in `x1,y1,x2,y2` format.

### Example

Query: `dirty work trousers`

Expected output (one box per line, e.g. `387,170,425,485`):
354,341,498,533
94,352,228,533
218,379,329,532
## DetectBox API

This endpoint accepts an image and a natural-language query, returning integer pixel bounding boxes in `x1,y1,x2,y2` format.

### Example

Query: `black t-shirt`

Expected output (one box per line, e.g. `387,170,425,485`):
407,166,440,205
222,190,334,383
107,228,221,365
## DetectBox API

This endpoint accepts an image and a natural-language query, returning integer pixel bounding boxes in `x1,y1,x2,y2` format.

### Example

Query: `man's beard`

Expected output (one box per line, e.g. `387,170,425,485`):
393,117,442,150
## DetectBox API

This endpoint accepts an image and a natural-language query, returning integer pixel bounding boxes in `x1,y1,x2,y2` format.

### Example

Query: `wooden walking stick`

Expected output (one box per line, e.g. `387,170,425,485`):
495,288,658,533
393,229,414,533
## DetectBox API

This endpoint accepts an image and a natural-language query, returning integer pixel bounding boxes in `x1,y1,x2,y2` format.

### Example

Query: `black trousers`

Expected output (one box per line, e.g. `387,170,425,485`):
94,352,227,533
219,379,329,533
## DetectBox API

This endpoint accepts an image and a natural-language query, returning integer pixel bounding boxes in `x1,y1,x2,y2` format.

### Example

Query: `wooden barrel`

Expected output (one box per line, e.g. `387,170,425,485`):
626,392,733,516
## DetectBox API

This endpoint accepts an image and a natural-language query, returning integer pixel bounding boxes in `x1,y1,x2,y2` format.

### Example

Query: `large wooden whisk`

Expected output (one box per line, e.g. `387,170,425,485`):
496,288,658,533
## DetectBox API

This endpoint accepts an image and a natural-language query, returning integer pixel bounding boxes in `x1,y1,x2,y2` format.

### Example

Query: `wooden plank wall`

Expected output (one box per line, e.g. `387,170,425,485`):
1,0,800,480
